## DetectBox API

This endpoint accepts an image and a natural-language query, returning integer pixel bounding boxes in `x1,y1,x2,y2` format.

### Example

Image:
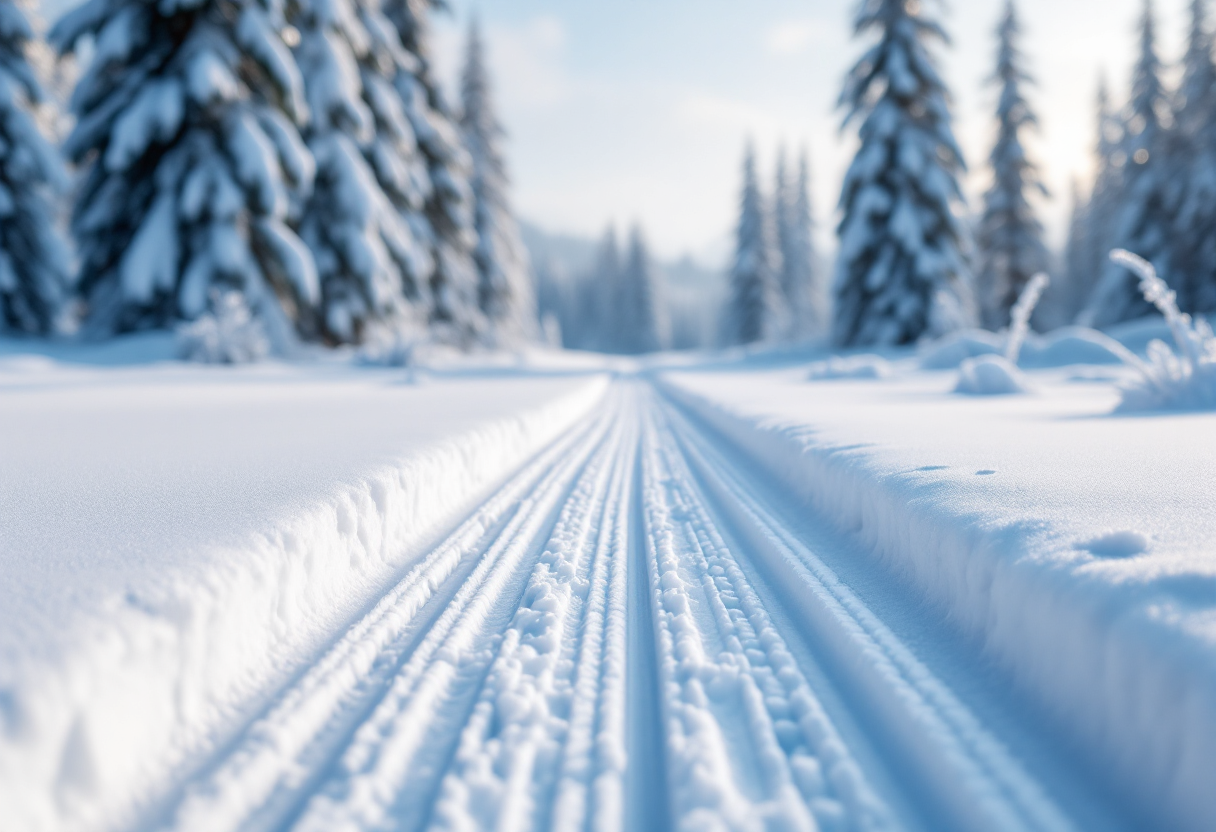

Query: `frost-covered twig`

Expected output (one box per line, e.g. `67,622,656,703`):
1109,249,1216,410
1004,272,1049,363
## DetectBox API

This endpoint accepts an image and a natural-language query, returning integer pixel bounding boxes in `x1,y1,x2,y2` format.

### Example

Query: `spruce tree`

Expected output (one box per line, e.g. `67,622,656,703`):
1170,0,1216,314
1059,179,1092,323
51,0,319,338
384,0,482,344
619,225,663,354
976,0,1049,332
775,147,819,339
1082,0,1173,328
294,0,430,343
1078,77,1125,322
0,0,72,335
728,144,780,345
834,0,971,347
461,19,536,347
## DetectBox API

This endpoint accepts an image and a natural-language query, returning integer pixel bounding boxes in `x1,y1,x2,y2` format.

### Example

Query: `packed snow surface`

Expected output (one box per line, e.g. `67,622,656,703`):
2,344,1214,832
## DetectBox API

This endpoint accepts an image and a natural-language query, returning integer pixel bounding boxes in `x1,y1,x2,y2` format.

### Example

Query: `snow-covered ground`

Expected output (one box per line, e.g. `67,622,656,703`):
1,334,1213,832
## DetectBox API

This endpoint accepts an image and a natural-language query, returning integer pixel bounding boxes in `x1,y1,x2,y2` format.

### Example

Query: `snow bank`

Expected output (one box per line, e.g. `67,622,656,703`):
660,370,1216,832
921,327,1133,371
0,366,608,832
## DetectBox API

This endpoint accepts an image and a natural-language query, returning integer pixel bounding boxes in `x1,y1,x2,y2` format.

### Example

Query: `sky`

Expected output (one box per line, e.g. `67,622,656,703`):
428,0,1192,266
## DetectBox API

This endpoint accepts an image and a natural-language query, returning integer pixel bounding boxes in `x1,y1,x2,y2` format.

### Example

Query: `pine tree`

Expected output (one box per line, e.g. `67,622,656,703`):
833,0,972,347
775,147,819,339
976,0,1049,332
1082,0,1174,328
383,0,482,344
51,0,319,338
1059,179,1092,323
1170,0,1216,314
728,144,781,345
461,19,536,347
294,0,430,343
1077,77,1125,323
0,1,72,335
618,225,663,353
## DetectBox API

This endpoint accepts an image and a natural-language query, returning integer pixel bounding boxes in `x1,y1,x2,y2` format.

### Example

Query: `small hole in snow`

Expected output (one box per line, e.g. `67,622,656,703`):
918,465,948,471
1080,530,1150,558
976,470,996,475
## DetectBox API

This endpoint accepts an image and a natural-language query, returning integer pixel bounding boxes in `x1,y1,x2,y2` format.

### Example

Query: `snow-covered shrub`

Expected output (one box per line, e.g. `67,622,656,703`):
807,354,891,380
1004,272,1049,364
176,291,270,364
1110,249,1216,411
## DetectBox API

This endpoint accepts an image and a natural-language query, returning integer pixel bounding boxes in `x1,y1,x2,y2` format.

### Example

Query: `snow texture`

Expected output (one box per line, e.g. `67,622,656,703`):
460,19,538,347
0,365,608,832
833,0,972,347
0,0,72,335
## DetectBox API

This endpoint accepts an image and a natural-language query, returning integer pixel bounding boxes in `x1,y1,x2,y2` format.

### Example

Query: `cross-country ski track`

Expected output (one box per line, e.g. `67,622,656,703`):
100,380,1131,832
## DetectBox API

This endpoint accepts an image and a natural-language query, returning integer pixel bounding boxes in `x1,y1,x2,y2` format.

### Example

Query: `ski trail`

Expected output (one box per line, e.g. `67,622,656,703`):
146,379,1089,832
158,390,620,832
289,387,636,832
637,388,894,832
655,389,1077,832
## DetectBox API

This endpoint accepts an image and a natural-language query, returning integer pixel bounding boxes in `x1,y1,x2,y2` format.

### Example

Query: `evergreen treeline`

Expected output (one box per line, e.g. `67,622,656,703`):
0,1,538,352
6,0,1216,352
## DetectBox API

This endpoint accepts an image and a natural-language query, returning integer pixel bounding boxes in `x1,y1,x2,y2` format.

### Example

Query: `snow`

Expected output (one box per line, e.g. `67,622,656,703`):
953,353,1029,395
662,364,1216,832
0,359,608,832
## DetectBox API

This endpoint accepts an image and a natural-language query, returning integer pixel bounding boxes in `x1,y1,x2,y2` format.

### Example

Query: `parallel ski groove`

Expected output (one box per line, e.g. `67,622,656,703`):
658,389,1076,832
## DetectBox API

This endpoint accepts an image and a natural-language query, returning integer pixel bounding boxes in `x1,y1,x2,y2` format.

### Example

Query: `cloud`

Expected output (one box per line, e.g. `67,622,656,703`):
764,20,826,56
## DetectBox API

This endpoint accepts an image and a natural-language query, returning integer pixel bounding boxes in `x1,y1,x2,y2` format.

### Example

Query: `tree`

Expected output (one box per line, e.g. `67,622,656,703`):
294,0,430,343
1082,0,1174,328
0,0,72,335
833,0,972,347
384,0,483,344
1056,179,1092,325
775,146,819,339
1072,77,1126,324
618,225,664,353
51,0,319,339
728,143,781,345
976,0,1049,332
1169,0,1216,315
460,19,536,347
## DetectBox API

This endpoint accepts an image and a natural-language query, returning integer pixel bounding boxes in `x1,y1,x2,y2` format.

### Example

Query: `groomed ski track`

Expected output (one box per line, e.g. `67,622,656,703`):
139,379,1107,832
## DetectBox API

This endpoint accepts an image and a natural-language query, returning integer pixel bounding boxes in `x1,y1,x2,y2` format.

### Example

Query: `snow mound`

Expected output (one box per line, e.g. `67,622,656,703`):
954,354,1029,395
807,354,892,380
1110,250,1216,412
1019,327,1134,368
1079,530,1150,558
918,329,1003,369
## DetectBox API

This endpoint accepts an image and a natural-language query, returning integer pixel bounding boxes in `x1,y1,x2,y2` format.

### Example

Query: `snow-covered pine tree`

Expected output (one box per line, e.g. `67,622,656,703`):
728,143,781,346
618,225,663,354
1057,179,1092,324
461,19,536,347
293,0,432,344
1169,0,1216,315
0,0,72,335
775,146,819,340
383,0,483,344
976,0,1049,332
51,0,319,338
833,0,972,347
1081,0,1174,328
1076,78,1125,322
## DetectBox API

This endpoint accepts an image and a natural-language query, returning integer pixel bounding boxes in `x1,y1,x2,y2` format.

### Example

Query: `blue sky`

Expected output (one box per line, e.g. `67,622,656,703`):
429,0,1191,264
